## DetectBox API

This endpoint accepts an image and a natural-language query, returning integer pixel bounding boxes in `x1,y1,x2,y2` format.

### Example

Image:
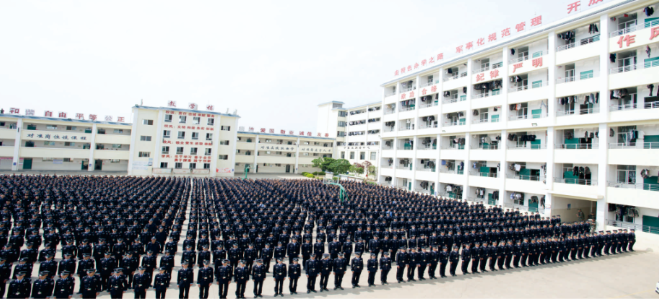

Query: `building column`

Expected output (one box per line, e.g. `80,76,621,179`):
411,136,418,192
597,122,609,230
11,119,22,171
465,59,474,129
500,47,510,126
88,123,97,171
545,127,555,216
463,132,471,201
434,133,441,197
392,137,398,187
498,129,507,207
295,137,301,174
252,135,260,173
547,32,557,121
209,115,222,177
229,117,238,177
599,13,610,123
151,110,165,173
127,108,139,175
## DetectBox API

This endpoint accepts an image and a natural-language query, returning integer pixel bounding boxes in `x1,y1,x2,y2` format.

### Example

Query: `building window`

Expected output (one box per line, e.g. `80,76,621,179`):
221,126,231,131
341,152,345,159
207,118,215,126
112,144,121,149
46,125,57,130
265,139,272,143
205,148,212,156
175,162,183,169
350,152,355,159
190,148,198,155
206,133,213,140
164,115,172,122
219,155,229,160
178,132,185,139
114,129,123,134
160,162,168,168
192,117,201,125
110,159,120,163
179,116,187,123
204,163,211,169
220,140,230,145
370,152,376,160
142,120,154,125
192,132,199,140
44,141,55,146
162,146,169,154
140,136,152,141
63,158,72,162
138,152,150,158
360,152,365,160
163,130,171,138
66,126,76,131
65,142,75,146
176,147,184,154
189,163,197,169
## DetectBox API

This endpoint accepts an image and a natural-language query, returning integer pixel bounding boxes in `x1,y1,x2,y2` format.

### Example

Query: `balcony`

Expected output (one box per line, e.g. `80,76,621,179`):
439,168,464,175
443,120,466,127
555,73,599,97
441,94,460,104
469,171,499,189
472,90,501,100
607,181,659,209
383,109,396,115
608,142,659,166
506,174,546,194
557,35,600,52
418,122,438,130
508,109,547,121
557,106,600,117
609,19,659,38
417,144,437,150
470,171,498,178
399,106,415,112
419,101,438,109
609,61,659,90
556,35,601,64
555,142,598,149
397,144,414,151
20,147,90,159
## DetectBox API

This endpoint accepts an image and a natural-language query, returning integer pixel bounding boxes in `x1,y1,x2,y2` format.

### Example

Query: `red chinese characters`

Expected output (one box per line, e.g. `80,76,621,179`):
206,105,214,111
512,63,523,73
531,16,542,26
532,57,543,68
280,130,285,134
437,53,443,60
409,91,414,98
588,0,602,5
58,112,66,118
299,131,304,136
651,27,659,40
476,37,484,46
401,67,405,74
260,128,266,133
317,133,321,137
306,132,311,136
395,70,399,76
269,128,274,133
168,101,176,107
616,35,636,48
501,28,511,38
45,111,53,117
89,114,97,121
488,33,497,42
431,85,437,92
289,130,294,135
489,69,499,79
456,45,464,53
421,59,427,66
401,93,407,100
75,113,84,120
466,42,473,50
429,57,435,64
567,1,580,13
407,65,412,72
421,88,427,96
515,22,525,32
476,73,485,82
414,62,419,69
324,133,329,137
9,108,19,114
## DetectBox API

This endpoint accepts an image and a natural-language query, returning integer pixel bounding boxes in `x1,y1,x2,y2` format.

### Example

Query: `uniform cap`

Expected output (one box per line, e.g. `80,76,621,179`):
159,267,167,271
39,271,49,276
61,271,70,275
203,260,210,265
293,258,299,262
256,259,263,263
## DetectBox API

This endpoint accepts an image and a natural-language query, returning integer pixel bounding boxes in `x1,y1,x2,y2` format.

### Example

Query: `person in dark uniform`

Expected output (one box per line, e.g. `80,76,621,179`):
261,244,273,273
417,247,429,280
54,271,74,299
319,253,332,292
288,258,301,295
99,252,116,291
197,260,213,299
333,253,346,290
251,259,265,298
215,260,232,299
406,247,417,281
0,257,11,298
395,247,407,283
153,267,169,299
305,255,318,293
82,269,100,299
31,271,54,299
449,246,459,277
350,252,363,288
141,251,157,286
367,253,378,286
273,259,287,297
233,260,248,299
177,262,193,299
379,251,392,284
133,267,150,299
470,243,480,274
428,247,439,279
107,268,126,299
461,244,471,275
8,272,31,299
158,251,174,284
38,254,58,280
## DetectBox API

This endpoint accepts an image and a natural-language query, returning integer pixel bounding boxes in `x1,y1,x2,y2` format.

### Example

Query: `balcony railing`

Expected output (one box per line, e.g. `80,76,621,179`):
557,106,600,116
471,143,499,150
399,126,413,131
508,111,547,121
417,167,436,172
555,177,598,186
419,80,439,88
607,181,659,191
441,144,465,150
396,165,413,170
443,72,467,82
384,91,396,97
400,86,416,92
507,174,541,181
509,52,529,63
609,142,659,149
442,94,459,104
555,143,598,149
383,126,395,132
443,120,466,127
470,171,498,178
607,219,659,235
418,144,437,150
397,144,414,150
439,168,464,175
556,72,597,84
472,118,489,124
508,143,546,150
419,101,438,109
383,109,396,115
399,106,415,112
472,90,501,99
418,122,438,130
610,101,659,111
556,34,600,52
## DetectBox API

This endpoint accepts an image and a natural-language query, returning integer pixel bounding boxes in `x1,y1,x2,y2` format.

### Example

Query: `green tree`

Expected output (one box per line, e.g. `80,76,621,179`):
355,167,364,174
368,165,377,176
328,159,351,174
312,157,335,171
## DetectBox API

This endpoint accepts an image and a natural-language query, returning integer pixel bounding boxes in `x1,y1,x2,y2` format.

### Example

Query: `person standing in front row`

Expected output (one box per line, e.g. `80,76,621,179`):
305,255,318,293
234,260,249,299
197,260,213,299
272,259,286,297
288,258,301,295
351,252,363,288
216,260,232,299
251,259,266,298
379,252,392,285
153,267,169,299
177,262,193,299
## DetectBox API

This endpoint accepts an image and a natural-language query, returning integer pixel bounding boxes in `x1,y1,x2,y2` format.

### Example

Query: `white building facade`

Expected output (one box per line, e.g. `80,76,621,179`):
378,0,659,230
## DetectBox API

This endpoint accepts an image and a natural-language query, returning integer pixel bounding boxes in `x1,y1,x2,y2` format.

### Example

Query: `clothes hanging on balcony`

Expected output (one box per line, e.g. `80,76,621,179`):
610,53,616,63
649,84,655,96
492,190,499,200
644,6,655,17
511,49,515,55
447,68,453,74
510,76,522,83
473,110,479,116
640,169,651,178
463,87,467,93
443,91,451,97
646,46,651,58
588,24,599,34
558,30,575,41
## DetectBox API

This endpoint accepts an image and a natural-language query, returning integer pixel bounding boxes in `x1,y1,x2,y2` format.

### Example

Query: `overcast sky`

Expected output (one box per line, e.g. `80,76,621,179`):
0,0,569,132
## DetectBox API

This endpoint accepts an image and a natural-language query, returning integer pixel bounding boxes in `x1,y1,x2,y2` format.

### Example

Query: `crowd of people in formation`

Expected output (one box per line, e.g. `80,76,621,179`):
0,174,637,299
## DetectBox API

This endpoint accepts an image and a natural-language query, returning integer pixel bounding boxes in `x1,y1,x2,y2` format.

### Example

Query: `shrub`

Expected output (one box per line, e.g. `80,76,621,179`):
303,173,314,178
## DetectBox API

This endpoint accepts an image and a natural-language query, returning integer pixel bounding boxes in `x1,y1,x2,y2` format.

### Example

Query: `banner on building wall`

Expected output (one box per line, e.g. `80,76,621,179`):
216,168,232,174
153,168,172,174
192,169,210,174
132,161,149,170
173,169,191,174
